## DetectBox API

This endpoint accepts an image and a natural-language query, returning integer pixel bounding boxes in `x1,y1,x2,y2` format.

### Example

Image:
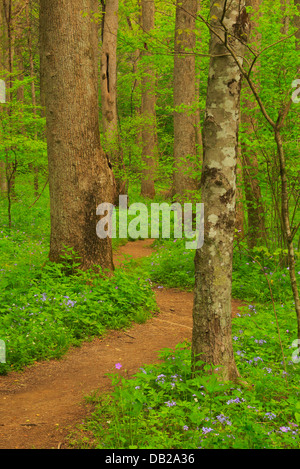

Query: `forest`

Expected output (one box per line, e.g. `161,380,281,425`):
0,0,300,452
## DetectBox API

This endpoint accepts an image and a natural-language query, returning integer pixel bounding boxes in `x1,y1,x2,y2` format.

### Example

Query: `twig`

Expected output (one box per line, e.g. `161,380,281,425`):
29,177,49,208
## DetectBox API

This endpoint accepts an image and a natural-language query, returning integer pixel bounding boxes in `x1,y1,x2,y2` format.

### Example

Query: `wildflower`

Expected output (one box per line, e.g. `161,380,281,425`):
216,414,231,425
156,374,166,383
183,425,189,431
264,412,276,420
165,400,176,407
202,427,213,434
253,356,263,362
226,397,245,405
66,299,76,307
115,363,122,370
280,426,291,432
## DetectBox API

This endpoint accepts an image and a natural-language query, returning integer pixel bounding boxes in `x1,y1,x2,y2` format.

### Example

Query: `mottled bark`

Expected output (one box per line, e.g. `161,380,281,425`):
192,0,248,381
40,0,116,271
173,0,198,201
140,0,157,199
101,0,127,202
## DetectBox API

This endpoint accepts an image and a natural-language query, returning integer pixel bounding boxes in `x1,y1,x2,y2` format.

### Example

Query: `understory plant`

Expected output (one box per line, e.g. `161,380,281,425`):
0,253,156,375
68,304,300,450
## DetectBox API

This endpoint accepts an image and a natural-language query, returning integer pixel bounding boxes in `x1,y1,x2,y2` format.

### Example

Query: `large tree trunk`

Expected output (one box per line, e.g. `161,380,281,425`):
140,0,157,199
101,0,127,203
40,0,116,271
172,0,198,202
192,0,248,382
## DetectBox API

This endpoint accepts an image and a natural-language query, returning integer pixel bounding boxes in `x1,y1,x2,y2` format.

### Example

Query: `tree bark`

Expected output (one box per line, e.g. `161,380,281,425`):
40,0,116,271
192,0,248,382
26,0,39,198
0,2,8,195
173,0,198,201
241,0,267,249
1,0,16,207
274,128,300,340
140,0,157,199
101,0,127,203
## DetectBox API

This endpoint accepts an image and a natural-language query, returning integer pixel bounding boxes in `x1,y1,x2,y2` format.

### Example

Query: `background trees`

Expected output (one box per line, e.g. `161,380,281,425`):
40,0,116,271
0,0,299,373
172,0,199,202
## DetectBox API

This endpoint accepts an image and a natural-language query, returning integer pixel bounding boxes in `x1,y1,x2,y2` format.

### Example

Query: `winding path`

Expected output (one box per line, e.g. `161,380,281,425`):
0,240,245,449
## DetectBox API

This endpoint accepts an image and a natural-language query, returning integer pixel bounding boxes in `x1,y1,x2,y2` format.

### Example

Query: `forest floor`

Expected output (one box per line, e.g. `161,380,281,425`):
0,239,246,449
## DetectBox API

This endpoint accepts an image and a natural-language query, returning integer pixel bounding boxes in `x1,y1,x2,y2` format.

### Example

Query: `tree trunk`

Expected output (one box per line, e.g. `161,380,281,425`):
192,0,248,382
40,0,116,271
0,2,7,195
274,128,300,340
173,0,198,202
241,0,267,249
140,0,157,199
235,149,245,239
26,0,39,199
1,0,16,207
101,0,127,203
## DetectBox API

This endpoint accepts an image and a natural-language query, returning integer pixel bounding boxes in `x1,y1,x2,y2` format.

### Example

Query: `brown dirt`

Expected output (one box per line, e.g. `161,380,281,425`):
0,239,246,449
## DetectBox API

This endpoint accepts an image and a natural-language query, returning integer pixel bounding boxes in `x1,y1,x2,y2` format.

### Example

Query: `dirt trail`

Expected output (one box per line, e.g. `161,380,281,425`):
0,239,246,449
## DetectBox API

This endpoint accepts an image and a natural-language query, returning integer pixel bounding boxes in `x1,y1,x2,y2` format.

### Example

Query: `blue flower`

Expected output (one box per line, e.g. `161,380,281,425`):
202,427,213,434
165,400,176,407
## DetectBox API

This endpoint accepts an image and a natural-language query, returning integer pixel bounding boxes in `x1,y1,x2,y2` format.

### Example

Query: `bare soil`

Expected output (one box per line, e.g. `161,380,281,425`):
0,239,246,449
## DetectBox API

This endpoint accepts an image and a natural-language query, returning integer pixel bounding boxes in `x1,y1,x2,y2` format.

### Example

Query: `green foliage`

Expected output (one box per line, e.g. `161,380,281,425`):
0,254,156,375
0,72,47,175
68,317,300,449
145,235,300,304
0,180,157,375
146,238,195,290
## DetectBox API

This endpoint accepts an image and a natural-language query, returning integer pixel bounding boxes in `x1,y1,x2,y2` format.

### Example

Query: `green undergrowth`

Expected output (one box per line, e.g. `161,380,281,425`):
146,236,300,305
0,182,160,374
67,303,300,449
0,247,156,374
68,300,300,449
